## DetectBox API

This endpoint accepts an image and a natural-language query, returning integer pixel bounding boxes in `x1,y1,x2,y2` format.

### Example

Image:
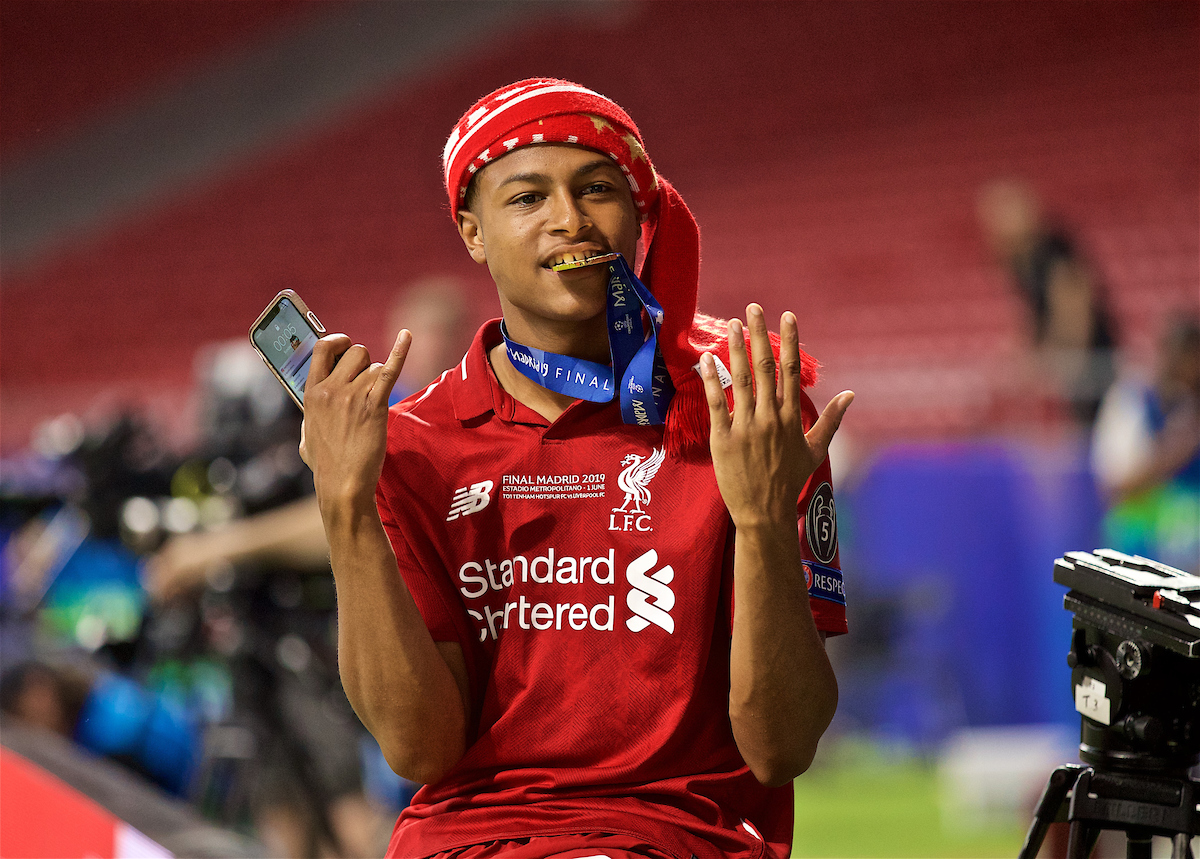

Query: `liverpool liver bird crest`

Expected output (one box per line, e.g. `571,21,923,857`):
613,447,665,514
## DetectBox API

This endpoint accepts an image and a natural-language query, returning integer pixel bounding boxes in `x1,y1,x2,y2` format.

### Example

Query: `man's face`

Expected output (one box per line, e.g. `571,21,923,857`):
456,144,640,353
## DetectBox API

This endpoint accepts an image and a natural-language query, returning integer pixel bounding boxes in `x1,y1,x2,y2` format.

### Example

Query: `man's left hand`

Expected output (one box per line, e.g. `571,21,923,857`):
698,303,853,528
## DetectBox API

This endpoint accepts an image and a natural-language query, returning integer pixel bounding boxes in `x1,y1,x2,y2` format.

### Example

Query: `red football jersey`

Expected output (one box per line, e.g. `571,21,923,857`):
375,321,847,859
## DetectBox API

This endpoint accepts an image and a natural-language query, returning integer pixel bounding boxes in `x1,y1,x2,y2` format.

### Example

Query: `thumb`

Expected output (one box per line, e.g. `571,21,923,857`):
805,391,854,460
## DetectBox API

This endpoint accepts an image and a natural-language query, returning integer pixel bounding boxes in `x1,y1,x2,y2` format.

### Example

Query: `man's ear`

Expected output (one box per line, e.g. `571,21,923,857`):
457,212,487,265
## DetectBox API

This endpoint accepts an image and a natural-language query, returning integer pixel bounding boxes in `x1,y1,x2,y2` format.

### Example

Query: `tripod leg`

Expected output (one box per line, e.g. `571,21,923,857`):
1171,832,1193,859
1067,820,1096,859
1126,830,1152,859
1020,765,1084,859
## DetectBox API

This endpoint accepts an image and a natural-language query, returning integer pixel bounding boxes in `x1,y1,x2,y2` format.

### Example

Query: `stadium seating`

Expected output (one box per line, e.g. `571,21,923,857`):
1,1,1195,450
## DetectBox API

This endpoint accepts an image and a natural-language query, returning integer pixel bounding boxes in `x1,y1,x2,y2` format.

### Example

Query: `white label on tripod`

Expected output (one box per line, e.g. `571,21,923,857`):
1074,675,1111,725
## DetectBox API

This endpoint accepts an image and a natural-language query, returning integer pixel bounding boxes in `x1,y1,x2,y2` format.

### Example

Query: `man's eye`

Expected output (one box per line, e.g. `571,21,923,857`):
583,183,612,195
512,193,541,206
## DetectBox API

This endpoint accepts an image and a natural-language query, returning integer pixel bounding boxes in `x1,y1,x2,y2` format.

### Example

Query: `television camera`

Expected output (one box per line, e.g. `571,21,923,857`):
1020,549,1199,859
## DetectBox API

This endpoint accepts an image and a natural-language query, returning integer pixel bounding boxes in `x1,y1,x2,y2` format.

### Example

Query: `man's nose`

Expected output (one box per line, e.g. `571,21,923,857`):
546,189,591,235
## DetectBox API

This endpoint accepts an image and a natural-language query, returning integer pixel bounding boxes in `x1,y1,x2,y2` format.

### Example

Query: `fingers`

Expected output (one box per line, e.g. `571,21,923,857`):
369,330,412,409
778,311,802,409
328,342,372,383
726,318,753,417
804,391,855,462
746,304,777,413
309,334,352,385
308,330,411,419
728,304,792,417
699,352,732,435
312,333,401,404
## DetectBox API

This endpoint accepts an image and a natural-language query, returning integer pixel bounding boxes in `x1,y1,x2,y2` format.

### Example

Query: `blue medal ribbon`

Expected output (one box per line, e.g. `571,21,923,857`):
501,255,675,426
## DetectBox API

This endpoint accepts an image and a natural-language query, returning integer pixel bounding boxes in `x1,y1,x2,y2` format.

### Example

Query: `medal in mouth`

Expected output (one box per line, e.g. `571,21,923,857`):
503,252,674,427
549,252,622,272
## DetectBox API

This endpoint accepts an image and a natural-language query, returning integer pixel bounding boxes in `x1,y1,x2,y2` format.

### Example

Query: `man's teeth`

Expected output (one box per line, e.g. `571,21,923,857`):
550,252,620,271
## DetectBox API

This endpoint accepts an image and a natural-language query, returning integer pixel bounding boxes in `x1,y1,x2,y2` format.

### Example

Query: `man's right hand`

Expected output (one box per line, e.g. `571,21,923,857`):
300,330,411,510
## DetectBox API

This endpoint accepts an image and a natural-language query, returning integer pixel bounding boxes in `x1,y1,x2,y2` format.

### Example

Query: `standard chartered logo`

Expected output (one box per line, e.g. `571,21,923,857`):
625,549,675,634
456,546,678,640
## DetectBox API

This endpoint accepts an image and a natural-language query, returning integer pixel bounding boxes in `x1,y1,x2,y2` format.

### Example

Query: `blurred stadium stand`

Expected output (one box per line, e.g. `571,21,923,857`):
1,0,1196,450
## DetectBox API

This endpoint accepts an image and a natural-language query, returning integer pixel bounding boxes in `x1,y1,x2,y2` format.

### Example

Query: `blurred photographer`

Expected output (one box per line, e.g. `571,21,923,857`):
977,178,1119,427
137,340,395,858
144,294,471,855
1091,312,1200,572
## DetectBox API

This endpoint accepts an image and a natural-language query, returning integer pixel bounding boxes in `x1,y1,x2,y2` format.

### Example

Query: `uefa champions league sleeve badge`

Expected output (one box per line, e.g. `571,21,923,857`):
805,482,838,565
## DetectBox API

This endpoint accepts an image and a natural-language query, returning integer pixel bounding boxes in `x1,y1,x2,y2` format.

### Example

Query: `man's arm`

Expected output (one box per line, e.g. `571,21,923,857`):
301,331,469,785
145,496,329,602
699,305,853,787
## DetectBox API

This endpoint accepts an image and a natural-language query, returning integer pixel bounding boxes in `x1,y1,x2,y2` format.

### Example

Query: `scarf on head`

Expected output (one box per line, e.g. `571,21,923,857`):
444,78,819,456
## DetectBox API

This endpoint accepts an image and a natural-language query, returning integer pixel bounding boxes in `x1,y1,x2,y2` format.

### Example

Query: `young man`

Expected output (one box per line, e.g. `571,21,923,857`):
300,79,853,859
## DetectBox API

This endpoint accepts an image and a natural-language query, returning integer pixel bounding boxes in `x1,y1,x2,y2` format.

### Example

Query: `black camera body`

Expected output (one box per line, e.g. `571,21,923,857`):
1020,550,1200,859
1056,549,1200,776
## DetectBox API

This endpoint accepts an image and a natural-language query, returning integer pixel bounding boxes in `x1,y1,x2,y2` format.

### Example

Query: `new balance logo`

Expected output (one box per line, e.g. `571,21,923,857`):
447,481,494,521
625,549,675,634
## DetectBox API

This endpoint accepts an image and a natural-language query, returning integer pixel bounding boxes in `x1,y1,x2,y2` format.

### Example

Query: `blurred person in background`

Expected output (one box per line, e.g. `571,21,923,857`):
143,280,473,857
1,410,205,799
73,340,380,859
0,344,379,858
0,658,91,738
0,656,203,799
386,276,475,406
977,178,1119,427
300,78,852,859
1091,312,1200,572
148,277,473,602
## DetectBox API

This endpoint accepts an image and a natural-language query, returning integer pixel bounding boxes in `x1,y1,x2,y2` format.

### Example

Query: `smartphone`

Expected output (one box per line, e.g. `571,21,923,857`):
249,289,326,410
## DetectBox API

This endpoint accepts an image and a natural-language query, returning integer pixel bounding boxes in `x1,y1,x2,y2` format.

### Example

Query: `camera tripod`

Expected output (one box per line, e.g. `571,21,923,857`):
1019,762,1197,859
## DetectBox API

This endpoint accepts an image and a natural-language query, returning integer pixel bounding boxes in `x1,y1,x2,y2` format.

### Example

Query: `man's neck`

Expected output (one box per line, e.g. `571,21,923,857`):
501,311,611,364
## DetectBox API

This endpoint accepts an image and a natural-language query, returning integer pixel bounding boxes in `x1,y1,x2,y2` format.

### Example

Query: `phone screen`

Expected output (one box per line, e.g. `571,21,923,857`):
252,296,320,406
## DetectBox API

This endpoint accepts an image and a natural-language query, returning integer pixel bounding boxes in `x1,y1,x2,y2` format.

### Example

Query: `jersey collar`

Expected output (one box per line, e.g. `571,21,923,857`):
451,319,549,426
452,319,618,429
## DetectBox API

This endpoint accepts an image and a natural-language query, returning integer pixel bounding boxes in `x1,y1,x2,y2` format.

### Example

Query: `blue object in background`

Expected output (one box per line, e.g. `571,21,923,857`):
75,671,200,796
835,440,1104,749
39,534,146,648
360,734,419,812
